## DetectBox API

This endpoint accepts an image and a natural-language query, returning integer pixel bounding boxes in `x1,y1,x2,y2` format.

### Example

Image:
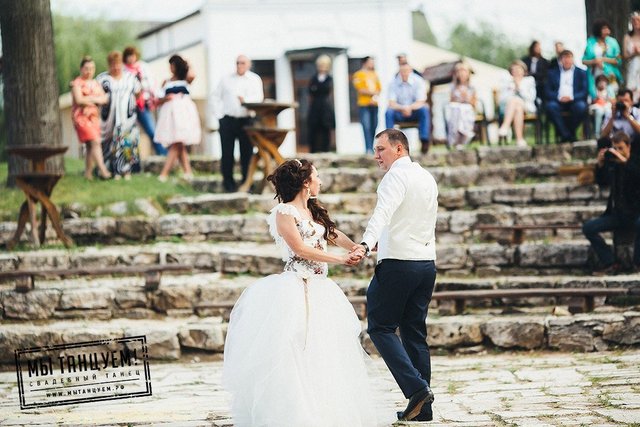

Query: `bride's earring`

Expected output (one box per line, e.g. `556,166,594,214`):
306,187,311,198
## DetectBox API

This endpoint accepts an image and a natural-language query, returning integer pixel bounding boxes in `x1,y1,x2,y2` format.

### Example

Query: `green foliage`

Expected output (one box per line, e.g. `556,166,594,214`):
446,21,528,69
52,14,137,95
0,106,6,162
412,10,438,46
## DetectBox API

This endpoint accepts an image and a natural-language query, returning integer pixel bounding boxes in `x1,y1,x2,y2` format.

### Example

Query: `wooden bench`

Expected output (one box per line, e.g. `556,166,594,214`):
197,287,630,317
476,224,582,245
0,264,192,292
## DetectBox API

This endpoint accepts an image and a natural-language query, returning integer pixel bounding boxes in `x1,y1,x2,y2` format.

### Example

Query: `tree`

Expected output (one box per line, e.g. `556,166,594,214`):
447,22,528,69
584,0,631,42
0,0,63,187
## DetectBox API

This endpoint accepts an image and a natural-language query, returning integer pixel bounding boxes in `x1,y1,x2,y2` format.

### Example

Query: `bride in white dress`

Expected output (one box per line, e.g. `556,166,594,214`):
223,159,378,427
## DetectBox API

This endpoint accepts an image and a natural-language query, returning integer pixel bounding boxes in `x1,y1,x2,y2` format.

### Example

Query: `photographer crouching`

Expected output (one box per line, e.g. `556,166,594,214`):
582,131,640,274
600,89,640,139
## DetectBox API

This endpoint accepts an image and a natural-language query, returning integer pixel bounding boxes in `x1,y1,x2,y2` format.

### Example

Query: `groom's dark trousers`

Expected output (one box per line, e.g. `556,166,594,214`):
367,259,436,398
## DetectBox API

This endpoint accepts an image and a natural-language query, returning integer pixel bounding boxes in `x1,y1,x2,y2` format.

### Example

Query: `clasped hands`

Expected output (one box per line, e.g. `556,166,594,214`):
343,244,374,266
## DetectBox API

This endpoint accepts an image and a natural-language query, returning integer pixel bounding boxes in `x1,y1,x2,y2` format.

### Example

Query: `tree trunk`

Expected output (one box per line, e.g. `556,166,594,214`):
585,0,631,44
0,0,63,188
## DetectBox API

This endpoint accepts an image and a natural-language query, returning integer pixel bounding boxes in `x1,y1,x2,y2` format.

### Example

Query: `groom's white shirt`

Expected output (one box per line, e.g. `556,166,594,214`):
362,156,438,262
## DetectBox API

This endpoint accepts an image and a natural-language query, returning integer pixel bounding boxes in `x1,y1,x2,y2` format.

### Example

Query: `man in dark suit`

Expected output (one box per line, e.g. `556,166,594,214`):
544,50,589,142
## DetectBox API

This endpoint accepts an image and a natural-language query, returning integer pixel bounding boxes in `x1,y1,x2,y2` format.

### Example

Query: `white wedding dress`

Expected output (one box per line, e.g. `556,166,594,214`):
223,203,377,427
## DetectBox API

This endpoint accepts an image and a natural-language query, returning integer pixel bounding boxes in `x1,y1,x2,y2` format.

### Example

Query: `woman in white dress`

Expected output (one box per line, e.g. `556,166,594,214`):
155,54,201,181
498,59,537,147
223,159,377,427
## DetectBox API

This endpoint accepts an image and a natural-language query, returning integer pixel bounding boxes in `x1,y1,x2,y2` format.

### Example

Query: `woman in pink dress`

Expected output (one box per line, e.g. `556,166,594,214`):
71,56,111,180
156,55,201,181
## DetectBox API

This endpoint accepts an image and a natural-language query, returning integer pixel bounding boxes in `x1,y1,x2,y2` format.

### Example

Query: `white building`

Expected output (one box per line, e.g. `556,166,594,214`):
138,0,414,157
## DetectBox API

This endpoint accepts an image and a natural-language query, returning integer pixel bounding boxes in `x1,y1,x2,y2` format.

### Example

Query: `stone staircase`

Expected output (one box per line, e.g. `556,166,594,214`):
1,141,639,363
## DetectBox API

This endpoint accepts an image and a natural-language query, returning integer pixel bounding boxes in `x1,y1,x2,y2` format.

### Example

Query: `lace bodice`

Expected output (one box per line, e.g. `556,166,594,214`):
267,203,329,278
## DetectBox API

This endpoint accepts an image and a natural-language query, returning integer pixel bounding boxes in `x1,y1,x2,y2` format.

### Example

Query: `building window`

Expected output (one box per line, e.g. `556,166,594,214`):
252,60,276,100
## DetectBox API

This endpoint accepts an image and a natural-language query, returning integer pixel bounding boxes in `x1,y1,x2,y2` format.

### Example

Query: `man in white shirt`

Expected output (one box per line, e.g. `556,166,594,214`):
385,64,431,154
600,88,640,139
213,55,264,192
354,128,438,422
544,50,588,142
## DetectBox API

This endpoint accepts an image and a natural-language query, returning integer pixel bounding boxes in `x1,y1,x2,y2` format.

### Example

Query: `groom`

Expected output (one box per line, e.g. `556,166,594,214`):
353,128,438,422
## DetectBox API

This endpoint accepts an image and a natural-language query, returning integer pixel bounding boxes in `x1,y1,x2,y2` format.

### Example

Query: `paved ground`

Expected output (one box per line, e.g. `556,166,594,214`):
1,350,639,426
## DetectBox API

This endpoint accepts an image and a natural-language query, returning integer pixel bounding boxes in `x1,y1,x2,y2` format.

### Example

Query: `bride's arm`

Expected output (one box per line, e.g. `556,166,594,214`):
276,213,351,264
330,229,358,251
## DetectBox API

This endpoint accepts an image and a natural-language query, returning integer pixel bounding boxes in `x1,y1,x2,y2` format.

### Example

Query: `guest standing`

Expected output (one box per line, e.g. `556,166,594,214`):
582,19,623,99
212,55,264,192
352,56,381,154
96,51,141,180
70,56,111,180
156,55,202,182
522,40,549,100
123,46,167,156
308,54,335,153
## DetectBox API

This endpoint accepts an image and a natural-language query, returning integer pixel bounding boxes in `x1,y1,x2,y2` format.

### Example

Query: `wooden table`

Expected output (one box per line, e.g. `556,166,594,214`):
6,145,73,249
238,101,297,192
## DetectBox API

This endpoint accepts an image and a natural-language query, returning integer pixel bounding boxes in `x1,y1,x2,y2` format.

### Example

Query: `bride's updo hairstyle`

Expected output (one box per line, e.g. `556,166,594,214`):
267,159,337,242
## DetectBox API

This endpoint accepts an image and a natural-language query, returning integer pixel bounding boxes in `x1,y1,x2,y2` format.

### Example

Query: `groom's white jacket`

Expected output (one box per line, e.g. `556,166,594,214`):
362,156,438,262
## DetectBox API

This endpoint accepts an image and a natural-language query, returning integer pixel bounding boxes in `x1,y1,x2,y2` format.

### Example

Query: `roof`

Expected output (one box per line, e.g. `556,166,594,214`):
137,10,201,39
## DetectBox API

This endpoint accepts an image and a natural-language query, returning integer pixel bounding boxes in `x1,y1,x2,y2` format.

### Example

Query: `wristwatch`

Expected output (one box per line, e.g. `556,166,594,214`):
360,242,370,257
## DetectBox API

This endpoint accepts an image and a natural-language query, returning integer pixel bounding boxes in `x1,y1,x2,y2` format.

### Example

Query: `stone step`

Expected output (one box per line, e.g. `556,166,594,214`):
142,141,596,174
0,204,606,248
186,161,590,194
0,239,627,278
2,271,637,324
1,309,638,365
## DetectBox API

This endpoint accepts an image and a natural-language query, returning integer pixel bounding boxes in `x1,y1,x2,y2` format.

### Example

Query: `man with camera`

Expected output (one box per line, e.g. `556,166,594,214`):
600,89,640,139
582,131,640,274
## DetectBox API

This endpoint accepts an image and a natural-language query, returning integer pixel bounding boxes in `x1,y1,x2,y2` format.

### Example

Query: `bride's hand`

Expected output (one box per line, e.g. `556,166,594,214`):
342,252,363,266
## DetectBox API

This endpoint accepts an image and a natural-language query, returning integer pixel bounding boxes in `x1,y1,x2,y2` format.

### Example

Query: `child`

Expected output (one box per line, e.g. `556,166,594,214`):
590,74,616,136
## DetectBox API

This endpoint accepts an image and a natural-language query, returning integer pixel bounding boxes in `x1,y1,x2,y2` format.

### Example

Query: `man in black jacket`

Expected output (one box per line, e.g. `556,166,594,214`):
582,132,640,274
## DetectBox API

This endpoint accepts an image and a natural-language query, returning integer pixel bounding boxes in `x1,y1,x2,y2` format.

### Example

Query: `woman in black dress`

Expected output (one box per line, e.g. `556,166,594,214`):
307,55,335,153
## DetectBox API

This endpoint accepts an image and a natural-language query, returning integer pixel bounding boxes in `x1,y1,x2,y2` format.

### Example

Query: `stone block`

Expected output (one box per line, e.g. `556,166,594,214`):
124,324,181,360
469,244,513,266
428,316,484,347
532,183,568,203
167,193,249,215
152,283,200,312
449,211,477,234
481,318,545,349
436,245,468,269
0,327,64,363
178,320,226,352
115,288,149,309
444,166,480,187
518,242,589,267
602,311,640,345
59,288,115,310
2,289,61,319
446,149,477,166
63,217,117,239
116,217,156,241
493,186,533,204
477,145,531,165
475,167,516,187
439,188,466,209
547,314,624,351
465,187,493,207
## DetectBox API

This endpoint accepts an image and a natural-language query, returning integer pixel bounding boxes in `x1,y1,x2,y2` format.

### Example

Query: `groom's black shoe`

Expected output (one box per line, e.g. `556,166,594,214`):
397,403,433,422
398,386,434,421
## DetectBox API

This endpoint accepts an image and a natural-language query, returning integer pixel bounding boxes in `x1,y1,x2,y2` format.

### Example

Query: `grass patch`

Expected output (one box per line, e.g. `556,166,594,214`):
0,158,201,221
